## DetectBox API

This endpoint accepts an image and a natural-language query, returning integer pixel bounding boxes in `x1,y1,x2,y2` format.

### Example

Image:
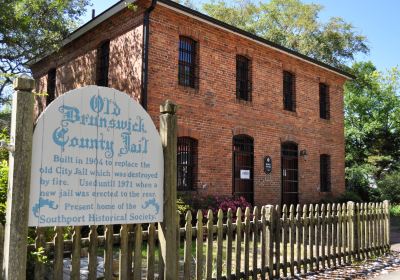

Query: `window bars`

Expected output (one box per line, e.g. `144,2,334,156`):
177,137,197,191
283,71,295,111
319,83,330,119
178,37,197,88
47,68,56,104
96,40,110,87
236,55,251,101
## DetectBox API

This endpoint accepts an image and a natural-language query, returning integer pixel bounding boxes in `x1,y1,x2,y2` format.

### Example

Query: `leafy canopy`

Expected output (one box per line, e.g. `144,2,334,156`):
345,61,400,184
202,0,369,68
0,0,90,103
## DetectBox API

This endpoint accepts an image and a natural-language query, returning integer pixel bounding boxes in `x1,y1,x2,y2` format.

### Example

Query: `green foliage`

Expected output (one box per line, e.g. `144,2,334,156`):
0,160,8,224
345,62,400,184
390,205,400,217
202,0,368,68
0,0,91,102
378,171,400,204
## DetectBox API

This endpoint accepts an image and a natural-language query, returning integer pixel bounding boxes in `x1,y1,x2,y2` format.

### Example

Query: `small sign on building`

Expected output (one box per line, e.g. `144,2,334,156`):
28,86,164,226
240,169,251,180
264,156,272,174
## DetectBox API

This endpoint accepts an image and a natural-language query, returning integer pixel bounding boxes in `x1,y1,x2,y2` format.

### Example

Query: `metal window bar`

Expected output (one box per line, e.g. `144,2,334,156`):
236,55,251,101
178,37,196,88
320,154,331,192
233,135,254,204
320,83,330,119
96,40,110,87
281,142,299,205
177,137,197,191
283,71,295,111
47,68,56,104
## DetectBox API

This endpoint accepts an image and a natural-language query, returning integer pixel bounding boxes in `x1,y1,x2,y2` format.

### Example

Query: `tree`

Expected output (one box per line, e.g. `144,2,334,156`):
0,0,91,103
345,61,400,188
202,0,368,68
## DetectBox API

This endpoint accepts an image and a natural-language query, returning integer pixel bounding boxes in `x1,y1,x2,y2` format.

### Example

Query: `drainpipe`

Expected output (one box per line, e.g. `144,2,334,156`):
141,0,157,110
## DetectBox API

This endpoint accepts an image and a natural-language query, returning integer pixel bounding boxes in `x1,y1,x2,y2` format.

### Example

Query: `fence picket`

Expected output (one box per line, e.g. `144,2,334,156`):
295,205,301,275
235,207,243,278
133,224,143,280
302,205,308,274
289,205,295,277
88,225,98,280
244,207,251,279
71,226,81,280
226,208,233,279
332,204,337,267
147,223,156,280
266,205,274,280
275,205,281,277
206,210,214,280
282,205,288,277
337,204,342,266
196,210,204,280
216,209,224,279
309,204,315,272
54,226,64,280
321,204,326,269
261,206,267,279
327,204,332,267
119,224,130,279
184,211,192,280
104,225,114,280
315,204,320,271
34,227,46,280
252,206,259,279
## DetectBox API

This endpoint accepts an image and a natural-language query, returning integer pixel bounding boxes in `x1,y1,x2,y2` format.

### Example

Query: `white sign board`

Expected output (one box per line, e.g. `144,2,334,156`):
240,170,250,180
28,86,163,226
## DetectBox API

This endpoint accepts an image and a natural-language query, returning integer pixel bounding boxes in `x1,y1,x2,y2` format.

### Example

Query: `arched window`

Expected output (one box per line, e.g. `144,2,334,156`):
281,141,299,205
177,137,197,191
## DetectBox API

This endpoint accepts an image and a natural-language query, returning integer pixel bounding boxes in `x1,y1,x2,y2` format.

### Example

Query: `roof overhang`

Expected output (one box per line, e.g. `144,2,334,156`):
28,0,354,79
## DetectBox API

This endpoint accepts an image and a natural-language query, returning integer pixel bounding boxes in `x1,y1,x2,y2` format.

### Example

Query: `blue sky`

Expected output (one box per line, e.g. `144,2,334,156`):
82,0,400,72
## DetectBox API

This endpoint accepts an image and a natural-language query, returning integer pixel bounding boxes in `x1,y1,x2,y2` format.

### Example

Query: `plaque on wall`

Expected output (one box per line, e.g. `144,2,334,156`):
264,156,272,174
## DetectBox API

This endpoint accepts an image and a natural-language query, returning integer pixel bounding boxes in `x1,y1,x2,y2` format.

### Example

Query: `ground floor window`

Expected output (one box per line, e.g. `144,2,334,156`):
177,137,197,191
320,154,331,192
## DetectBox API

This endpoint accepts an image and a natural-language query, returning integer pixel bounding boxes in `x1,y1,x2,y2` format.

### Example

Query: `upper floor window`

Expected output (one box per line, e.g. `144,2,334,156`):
283,71,296,112
177,137,197,191
320,154,331,192
178,36,197,88
236,55,251,101
96,40,110,87
47,68,56,105
319,83,330,119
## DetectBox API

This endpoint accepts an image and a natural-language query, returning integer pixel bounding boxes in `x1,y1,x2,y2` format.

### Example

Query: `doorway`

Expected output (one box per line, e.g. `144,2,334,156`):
233,135,254,205
281,142,299,205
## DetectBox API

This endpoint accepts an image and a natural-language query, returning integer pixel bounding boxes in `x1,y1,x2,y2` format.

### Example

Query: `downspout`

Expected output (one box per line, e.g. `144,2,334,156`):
141,0,157,110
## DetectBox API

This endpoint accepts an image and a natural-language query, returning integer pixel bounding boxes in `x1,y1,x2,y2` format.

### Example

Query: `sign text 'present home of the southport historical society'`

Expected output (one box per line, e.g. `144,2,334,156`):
28,86,164,226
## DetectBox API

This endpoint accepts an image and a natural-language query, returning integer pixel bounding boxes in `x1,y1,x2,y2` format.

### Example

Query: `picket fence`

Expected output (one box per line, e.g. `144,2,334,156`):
22,200,390,280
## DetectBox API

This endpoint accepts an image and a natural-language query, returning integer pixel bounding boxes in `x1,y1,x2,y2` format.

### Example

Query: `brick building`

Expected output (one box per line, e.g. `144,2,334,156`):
29,0,352,206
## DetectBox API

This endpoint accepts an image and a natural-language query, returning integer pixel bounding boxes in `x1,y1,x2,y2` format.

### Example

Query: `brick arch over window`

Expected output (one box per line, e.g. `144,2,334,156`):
177,136,198,191
178,126,200,139
232,127,252,137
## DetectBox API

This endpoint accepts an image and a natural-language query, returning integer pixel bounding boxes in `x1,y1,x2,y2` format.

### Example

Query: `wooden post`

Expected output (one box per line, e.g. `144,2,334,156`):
158,100,178,280
2,77,35,280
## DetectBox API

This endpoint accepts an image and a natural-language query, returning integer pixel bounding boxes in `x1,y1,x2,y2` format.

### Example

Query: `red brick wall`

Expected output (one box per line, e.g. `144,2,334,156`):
30,0,347,206
146,4,347,205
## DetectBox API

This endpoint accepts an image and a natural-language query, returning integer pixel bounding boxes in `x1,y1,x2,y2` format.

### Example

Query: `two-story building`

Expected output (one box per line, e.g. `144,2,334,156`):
29,0,352,206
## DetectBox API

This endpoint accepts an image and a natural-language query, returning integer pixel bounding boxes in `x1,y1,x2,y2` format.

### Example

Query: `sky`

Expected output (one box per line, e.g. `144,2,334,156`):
81,0,400,72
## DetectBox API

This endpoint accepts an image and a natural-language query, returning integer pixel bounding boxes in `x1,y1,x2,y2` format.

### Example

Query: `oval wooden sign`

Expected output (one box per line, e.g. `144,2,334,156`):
28,86,163,226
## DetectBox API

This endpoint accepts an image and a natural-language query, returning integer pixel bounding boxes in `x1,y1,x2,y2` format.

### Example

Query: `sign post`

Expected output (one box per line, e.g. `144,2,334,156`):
158,100,178,280
2,77,35,280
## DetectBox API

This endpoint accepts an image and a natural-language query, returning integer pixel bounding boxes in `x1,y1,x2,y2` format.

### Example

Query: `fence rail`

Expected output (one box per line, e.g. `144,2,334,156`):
26,201,390,279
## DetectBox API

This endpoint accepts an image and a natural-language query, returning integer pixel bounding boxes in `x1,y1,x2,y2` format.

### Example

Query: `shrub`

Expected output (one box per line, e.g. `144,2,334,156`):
378,171,400,204
336,189,364,203
0,160,8,224
390,205,400,217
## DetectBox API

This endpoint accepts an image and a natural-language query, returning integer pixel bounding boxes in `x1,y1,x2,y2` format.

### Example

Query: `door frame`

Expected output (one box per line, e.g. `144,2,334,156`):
281,141,299,205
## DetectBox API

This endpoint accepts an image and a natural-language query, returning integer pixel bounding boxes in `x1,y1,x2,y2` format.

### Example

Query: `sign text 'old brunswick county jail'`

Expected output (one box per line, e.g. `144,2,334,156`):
28,86,164,227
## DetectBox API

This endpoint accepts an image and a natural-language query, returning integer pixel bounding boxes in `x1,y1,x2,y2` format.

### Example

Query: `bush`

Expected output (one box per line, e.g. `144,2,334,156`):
378,172,400,204
390,205,400,217
0,160,8,224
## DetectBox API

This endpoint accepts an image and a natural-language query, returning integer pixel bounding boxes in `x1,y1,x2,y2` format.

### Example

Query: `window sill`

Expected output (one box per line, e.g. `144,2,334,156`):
235,98,253,106
282,109,297,117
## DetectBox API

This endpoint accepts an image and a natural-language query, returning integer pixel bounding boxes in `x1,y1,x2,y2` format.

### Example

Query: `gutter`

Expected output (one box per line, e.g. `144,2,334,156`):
140,0,157,110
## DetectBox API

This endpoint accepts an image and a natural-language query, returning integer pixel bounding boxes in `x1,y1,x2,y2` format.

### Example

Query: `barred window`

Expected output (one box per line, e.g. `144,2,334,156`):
283,71,296,111
178,37,197,88
177,137,197,191
96,40,110,87
319,83,330,119
47,68,56,104
320,154,331,192
236,55,251,101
